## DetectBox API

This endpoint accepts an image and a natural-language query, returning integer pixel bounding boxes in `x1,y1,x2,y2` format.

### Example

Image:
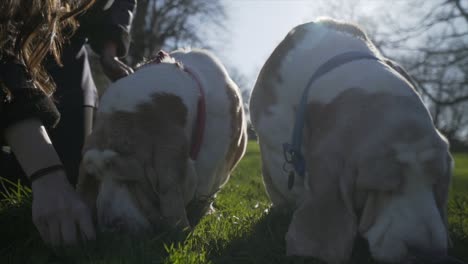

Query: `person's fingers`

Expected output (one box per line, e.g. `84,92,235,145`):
34,217,51,245
60,213,78,246
31,173,96,248
117,59,134,74
76,206,96,242
107,65,126,81
106,57,134,81
48,218,62,247
111,60,132,80
101,56,131,81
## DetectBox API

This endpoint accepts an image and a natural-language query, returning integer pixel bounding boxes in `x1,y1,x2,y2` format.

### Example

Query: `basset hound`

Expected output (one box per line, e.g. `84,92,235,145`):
250,18,453,264
77,49,247,233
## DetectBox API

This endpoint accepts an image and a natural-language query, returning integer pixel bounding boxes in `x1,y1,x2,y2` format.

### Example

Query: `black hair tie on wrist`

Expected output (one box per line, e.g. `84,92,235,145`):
29,165,65,182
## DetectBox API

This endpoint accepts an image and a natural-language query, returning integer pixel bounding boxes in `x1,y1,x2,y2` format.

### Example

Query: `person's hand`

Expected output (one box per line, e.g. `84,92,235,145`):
100,41,134,82
31,171,95,247
4,119,95,247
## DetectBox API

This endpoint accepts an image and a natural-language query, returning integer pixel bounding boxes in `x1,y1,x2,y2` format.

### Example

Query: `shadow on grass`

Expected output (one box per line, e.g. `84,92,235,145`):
448,194,468,262
450,234,468,263
207,207,377,264
0,193,188,264
207,203,468,264
1,170,467,264
0,205,187,264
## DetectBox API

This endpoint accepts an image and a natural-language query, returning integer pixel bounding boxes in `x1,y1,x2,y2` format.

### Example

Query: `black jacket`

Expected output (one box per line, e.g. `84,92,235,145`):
75,0,137,57
0,58,60,132
0,0,137,134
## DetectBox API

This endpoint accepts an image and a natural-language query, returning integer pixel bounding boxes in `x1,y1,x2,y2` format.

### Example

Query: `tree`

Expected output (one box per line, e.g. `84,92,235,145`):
129,0,225,64
376,0,468,143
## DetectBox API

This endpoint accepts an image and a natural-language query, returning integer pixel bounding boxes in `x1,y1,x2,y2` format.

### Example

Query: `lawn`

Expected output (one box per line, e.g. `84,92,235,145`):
0,142,467,263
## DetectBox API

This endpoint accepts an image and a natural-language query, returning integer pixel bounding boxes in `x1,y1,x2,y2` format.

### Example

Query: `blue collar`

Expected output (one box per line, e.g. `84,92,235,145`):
282,51,380,189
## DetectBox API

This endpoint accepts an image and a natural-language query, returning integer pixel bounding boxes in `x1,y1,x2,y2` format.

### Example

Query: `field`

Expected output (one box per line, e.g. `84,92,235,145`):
1,142,467,263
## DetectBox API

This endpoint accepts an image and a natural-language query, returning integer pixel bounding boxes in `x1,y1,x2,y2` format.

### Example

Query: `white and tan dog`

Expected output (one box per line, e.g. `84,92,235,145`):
77,49,247,233
250,18,453,263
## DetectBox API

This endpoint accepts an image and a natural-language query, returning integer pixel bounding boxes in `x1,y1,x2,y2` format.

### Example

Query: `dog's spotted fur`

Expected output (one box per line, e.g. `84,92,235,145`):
78,49,247,233
250,18,452,263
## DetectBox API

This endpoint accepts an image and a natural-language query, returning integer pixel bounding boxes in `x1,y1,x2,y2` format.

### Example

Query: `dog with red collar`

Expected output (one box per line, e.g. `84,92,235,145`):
77,49,247,233
250,18,453,264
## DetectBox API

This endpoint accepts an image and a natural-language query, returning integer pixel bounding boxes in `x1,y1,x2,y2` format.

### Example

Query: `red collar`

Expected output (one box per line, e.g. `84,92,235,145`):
151,50,206,160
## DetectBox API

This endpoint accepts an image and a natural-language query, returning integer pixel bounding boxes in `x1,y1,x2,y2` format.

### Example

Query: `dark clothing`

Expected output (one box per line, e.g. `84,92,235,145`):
0,57,61,187
46,46,97,185
0,0,136,186
78,0,137,58
0,59,61,133
48,0,137,109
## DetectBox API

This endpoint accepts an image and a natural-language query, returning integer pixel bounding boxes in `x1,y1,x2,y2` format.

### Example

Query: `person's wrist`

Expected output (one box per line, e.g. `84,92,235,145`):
31,169,70,192
29,165,65,182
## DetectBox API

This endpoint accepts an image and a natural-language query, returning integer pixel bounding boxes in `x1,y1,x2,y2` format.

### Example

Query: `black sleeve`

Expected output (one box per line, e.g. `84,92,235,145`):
0,60,60,132
81,0,137,57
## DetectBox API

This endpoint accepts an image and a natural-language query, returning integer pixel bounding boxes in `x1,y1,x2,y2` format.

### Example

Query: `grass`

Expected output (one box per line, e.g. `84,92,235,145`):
0,142,467,264
452,153,468,193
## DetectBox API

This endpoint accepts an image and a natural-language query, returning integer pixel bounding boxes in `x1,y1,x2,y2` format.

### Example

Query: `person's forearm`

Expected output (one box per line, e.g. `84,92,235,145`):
4,118,63,177
6,120,96,247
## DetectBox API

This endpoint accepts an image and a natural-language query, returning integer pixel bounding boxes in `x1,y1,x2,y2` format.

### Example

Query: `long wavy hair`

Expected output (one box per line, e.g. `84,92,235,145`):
0,0,95,95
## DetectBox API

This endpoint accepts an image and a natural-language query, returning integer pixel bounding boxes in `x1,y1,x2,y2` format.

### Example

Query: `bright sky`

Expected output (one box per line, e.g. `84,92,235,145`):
219,0,315,85
215,0,387,89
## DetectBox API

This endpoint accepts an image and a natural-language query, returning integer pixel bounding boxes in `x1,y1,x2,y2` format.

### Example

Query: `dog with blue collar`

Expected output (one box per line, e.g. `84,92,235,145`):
250,17,455,264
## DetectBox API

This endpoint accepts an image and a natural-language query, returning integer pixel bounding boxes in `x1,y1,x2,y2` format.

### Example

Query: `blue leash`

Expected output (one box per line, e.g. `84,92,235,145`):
283,51,380,189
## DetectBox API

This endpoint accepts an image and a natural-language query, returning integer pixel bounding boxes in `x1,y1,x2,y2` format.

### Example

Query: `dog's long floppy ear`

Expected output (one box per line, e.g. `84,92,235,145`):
107,154,146,182
77,163,99,216
77,149,116,216
354,153,405,233
150,129,191,229
77,149,150,218
355,153,404,192
286,155,357,264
